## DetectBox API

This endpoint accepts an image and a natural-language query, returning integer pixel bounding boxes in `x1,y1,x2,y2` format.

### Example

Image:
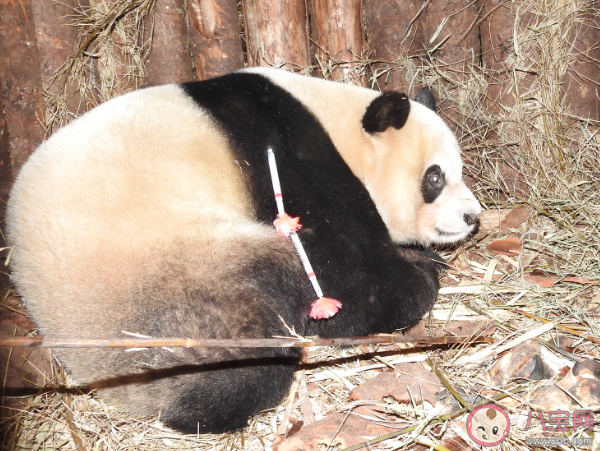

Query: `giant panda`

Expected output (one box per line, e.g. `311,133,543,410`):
6,68,480,434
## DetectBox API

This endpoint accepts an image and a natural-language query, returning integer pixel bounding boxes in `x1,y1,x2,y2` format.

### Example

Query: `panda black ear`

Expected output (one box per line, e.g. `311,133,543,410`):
415,86,436,111
362,92,410,133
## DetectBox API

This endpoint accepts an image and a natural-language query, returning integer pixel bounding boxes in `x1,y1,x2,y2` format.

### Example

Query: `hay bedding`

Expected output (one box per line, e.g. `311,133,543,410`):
3,0,600,449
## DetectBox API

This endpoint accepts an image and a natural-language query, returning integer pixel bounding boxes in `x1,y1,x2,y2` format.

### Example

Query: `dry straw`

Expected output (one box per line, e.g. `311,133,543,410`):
42,0,155,133
3,0,600,450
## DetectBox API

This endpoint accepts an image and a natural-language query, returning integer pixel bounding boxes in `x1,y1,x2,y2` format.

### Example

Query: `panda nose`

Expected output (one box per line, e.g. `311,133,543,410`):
464,213,479,226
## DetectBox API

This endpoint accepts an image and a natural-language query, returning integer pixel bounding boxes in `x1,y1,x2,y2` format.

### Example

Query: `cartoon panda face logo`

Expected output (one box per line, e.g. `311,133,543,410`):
466,404,510,447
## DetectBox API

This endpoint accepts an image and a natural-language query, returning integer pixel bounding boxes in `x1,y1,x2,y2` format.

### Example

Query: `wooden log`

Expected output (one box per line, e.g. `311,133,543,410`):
480,0,520,108
563,3,600,121
480,0,531,198
145,0,194,85
0,87,11,207
0,87,12,288
424,0,481,129
31,0,80,106
87,0,154,101
241,0,310,70
425,0,481,71
188,0,244,80
311,0,366,85
363,0,427,92
95,0,136,100
0,0,46,177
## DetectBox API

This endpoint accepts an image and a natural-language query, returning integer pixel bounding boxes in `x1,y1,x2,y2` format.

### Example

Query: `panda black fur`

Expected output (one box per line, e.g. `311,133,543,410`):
6,68,480,433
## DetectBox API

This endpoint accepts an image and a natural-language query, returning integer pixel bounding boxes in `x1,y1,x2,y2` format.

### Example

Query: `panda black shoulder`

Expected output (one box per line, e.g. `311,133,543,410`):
179,72,442,339
180,72,387,238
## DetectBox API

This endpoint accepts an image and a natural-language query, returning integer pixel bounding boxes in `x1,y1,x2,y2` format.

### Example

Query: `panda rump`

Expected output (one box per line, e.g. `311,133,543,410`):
6,68,467,433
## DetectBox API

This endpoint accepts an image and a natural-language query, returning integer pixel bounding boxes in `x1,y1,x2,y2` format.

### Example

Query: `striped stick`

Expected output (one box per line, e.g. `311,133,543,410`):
267,148,341,319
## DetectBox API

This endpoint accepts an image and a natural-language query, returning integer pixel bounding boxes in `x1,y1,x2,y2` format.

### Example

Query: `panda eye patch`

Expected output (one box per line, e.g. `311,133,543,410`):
422,164,445,203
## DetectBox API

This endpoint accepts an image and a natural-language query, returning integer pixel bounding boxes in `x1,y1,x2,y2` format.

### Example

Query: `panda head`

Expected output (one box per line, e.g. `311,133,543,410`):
361,88,481,246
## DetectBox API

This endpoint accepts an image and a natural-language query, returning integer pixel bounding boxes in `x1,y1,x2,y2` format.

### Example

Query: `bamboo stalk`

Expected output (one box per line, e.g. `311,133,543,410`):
0,335,494,349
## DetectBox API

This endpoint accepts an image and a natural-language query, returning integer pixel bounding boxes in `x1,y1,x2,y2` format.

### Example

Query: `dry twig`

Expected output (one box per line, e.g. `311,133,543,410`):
0,335,494,349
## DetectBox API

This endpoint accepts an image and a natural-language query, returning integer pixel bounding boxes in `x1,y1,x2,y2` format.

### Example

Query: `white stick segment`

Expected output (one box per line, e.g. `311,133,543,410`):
267,148,285,215
290,233,324,297
267,148,324,298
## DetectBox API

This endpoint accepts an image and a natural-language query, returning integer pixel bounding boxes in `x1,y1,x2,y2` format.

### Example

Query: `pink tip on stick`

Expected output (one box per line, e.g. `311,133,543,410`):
273,213,302,237
267,148,342,319
310,297,343,320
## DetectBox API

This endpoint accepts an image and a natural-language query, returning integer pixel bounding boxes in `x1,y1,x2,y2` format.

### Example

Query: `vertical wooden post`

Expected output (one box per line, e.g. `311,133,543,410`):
0,87,12,208
563,3,600,121
425,1,481,71
241,0,311,70
480,0,531,198
363,0,426,92
424,0,481,128
188,0,244,80
480,0,521,108
0,87,11,291
31,0,80,107
311,0,366,85
145,0,194,85
0,0,45,177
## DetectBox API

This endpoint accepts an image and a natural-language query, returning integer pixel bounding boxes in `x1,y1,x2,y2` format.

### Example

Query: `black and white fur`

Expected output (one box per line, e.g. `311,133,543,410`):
6,68,480,433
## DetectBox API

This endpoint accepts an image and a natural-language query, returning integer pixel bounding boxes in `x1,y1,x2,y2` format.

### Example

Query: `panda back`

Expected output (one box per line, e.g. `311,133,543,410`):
6,84,254,334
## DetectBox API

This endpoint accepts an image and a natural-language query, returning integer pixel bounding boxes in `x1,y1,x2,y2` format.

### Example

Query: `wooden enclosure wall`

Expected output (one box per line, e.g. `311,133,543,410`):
0,0,598,207
0,0,598,419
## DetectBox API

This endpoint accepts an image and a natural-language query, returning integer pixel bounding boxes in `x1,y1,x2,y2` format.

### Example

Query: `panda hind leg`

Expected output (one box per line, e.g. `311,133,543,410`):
161,358,296,433
128,233,310,433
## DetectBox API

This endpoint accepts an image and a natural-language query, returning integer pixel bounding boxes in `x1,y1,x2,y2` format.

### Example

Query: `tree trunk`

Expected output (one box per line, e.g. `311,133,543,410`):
0,0,46,177
145,0,194,85
311,0,366,85
363,0,427,92
188,0,244,80
241,0,310,70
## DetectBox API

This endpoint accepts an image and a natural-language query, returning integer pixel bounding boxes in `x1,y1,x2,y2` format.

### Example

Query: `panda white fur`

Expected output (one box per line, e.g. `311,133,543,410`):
6,68,480,433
